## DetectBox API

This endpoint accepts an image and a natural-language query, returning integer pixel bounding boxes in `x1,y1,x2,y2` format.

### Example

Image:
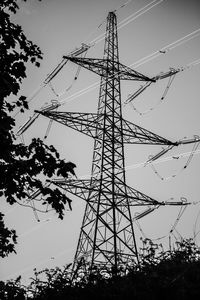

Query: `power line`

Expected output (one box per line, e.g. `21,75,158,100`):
90,0,164,45
58,55,200,107
57,26,200,106
114,0,135,12
72,148,200,181
0,246,74,282
12,1,200,117
132,28,200,69
13,0,166,118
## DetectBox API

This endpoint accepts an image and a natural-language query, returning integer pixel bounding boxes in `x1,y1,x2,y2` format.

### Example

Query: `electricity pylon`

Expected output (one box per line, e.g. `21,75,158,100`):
36,11,195,276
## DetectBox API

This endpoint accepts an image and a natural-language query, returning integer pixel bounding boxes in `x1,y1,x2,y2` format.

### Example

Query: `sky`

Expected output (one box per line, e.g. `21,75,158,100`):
1,0,200,284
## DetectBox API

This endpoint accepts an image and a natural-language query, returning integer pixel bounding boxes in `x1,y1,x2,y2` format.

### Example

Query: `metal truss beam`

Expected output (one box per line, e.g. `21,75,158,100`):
37,110,176,146
36,111,99,138
50,178,161,207
122,118,175,145
63,56,155,82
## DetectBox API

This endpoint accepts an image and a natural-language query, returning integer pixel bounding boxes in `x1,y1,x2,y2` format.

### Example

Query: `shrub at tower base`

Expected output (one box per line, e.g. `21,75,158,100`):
0,238,200,299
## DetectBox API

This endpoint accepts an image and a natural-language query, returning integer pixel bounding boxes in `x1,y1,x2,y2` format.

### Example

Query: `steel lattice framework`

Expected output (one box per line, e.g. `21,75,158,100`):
36,12,192,275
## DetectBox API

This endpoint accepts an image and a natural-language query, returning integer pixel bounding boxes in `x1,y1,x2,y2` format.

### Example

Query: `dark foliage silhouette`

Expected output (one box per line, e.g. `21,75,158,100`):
0,0,75,258
1,239,200,299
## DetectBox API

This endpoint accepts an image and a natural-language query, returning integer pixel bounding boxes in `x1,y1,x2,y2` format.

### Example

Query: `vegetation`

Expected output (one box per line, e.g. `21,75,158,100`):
0,238,200,299
0,0,75,258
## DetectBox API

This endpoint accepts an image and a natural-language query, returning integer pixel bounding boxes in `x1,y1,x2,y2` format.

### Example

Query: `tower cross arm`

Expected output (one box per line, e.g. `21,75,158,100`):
63,56,154,82
125,185,191,208
118,62,155,81
49,178,92,201
35,110,100,138
49,178,163,207
122,118,176,145
36,108,176,145
125,184,161,206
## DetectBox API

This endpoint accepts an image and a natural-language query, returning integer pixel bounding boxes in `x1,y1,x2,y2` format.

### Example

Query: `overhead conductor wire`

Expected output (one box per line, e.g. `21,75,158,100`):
12,0,166,119
58,29,200,106
12,0,200,119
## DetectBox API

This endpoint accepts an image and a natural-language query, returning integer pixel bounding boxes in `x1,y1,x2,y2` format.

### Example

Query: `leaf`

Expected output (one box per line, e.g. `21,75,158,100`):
0,0,75,259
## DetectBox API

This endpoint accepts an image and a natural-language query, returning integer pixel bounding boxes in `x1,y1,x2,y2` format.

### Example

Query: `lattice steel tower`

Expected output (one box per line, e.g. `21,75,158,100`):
37,11,190,274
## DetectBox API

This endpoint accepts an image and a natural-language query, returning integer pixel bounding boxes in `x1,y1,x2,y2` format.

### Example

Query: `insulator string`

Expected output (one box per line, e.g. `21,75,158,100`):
43,102,60,140
128,73,176,115
150,139,200,181
193,206,200,241
48,81,59,98
43,119,53,140
169,206,187,234
48,49,88,100
135,203,188,244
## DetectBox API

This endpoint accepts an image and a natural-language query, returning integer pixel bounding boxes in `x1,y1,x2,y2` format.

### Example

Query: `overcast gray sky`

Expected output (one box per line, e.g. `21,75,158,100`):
1,0,200,284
